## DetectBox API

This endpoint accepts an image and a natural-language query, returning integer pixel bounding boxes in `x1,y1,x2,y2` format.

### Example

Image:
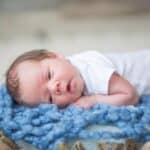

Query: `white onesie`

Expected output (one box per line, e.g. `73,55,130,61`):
67,50,150,96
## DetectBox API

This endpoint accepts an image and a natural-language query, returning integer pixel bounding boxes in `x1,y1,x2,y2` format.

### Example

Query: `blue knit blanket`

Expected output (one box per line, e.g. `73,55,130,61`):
0,85,149,150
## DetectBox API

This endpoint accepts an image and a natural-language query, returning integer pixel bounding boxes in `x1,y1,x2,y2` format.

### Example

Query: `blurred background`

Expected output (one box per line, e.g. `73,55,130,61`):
1,0,150,81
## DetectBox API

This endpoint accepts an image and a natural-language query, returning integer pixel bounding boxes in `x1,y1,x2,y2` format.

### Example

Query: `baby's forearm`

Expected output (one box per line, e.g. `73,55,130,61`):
74,93,139,108
93,93,139,106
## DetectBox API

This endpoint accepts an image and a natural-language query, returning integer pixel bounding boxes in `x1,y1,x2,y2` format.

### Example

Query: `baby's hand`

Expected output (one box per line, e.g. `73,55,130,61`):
73,95,97,108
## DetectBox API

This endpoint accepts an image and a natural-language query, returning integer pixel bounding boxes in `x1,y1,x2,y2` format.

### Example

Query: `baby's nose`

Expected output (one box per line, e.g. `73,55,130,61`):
47,81,61,95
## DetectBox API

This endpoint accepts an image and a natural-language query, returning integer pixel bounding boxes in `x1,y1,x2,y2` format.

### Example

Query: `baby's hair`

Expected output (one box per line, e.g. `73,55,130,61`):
6,49,56,103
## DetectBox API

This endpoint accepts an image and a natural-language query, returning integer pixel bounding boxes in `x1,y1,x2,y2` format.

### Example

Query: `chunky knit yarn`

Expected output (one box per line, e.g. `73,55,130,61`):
0,85,149,150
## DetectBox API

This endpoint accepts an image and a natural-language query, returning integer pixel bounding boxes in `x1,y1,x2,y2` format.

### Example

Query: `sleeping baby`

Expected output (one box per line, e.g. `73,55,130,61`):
6,49,149,108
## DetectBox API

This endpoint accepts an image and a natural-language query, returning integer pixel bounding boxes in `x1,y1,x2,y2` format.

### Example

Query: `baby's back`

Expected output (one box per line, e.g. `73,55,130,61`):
105,50,150,95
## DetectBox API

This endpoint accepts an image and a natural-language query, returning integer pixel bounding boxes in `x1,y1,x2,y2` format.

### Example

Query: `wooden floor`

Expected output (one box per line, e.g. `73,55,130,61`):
57,140,149,150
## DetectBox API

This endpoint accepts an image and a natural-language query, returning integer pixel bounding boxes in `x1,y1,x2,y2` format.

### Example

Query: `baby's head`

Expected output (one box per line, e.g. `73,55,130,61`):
6,49,84,107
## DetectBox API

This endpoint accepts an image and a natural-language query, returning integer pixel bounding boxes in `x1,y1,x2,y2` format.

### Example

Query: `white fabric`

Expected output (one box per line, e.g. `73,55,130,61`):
67,50,150,96
105,50,150,95
67,51,116,95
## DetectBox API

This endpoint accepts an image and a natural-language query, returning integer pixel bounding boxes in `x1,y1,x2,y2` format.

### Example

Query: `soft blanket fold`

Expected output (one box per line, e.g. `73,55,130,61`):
0,85,149,150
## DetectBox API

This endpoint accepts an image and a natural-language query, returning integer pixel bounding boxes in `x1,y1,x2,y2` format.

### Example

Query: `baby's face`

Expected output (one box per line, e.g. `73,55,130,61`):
16,55,84,107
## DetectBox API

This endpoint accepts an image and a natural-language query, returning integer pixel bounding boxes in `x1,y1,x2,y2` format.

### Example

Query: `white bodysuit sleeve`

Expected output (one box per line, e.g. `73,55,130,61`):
82,51,116,95
67,50,116,95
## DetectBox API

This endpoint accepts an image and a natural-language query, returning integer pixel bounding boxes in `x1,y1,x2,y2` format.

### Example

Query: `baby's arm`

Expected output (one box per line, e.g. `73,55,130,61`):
74,72,139,108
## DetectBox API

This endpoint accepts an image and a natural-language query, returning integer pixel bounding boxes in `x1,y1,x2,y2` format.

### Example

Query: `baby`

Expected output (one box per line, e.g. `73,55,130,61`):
6,49,147,108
